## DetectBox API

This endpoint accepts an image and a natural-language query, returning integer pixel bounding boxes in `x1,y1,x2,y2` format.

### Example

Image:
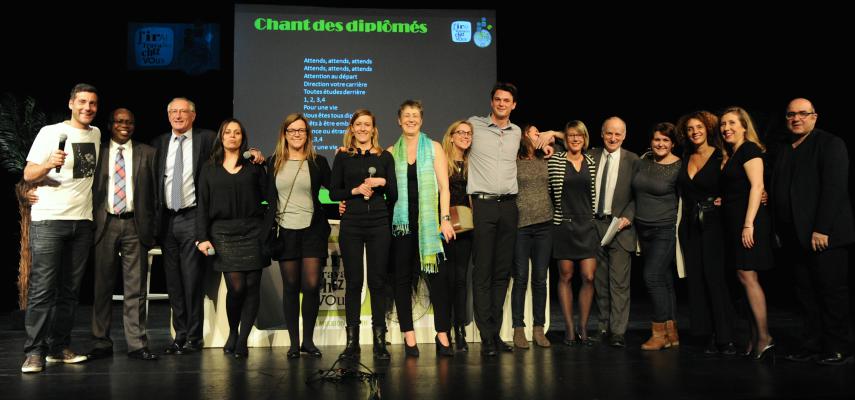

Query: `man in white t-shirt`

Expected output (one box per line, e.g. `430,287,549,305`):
20,83,101,373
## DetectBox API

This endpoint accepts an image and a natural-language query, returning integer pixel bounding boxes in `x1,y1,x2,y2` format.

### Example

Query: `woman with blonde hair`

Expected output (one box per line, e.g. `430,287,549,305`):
719,107,775,361
440,119,473,351
329,109,397,360
263,113,331,359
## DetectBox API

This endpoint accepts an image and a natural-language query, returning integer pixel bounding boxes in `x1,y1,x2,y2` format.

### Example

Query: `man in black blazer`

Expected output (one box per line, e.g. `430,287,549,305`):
772,98,854,366
589,117,638,348
153,97,217,354
89,108,159,361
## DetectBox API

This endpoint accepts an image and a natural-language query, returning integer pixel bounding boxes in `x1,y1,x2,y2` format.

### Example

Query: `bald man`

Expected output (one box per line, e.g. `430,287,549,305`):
89,108,159,361
772,98,854,366
589,117,639,348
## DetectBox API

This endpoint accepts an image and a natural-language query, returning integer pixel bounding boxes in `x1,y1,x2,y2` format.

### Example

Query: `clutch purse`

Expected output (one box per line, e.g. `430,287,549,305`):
449,205,473,233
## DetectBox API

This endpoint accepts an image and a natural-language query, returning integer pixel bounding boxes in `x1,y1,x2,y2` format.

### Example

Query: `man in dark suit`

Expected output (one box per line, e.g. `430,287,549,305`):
153,97,216,354
88,108,159,361
589,116,638,348
772,98,854,366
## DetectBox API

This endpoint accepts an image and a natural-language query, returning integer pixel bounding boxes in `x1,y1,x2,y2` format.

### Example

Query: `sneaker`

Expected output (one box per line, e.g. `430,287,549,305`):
46,349,88,364
21,355,45,373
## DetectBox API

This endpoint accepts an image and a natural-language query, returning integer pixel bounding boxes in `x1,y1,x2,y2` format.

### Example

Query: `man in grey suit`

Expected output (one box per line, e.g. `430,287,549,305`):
88,108,159,361
153,97,217,354
589,116,638,347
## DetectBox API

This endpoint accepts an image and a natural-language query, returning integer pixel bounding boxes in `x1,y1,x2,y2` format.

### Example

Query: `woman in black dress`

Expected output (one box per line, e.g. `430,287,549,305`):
719,107,775,360
329,109,397,360
547,120,598,346
440,120,473,352
264,113,331,359
196,119,268,358
675,111,737,355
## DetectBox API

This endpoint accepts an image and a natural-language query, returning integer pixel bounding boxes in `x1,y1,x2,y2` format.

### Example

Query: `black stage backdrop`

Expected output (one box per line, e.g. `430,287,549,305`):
2,2,853,312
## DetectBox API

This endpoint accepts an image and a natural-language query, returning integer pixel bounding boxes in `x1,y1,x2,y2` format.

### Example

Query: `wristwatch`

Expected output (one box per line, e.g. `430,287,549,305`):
441,214,451,221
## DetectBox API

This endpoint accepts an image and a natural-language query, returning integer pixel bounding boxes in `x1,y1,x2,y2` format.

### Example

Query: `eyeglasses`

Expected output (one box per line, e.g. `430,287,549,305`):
785,111,816,120
286,128,307,136
453,130,472,137
167,109,192,116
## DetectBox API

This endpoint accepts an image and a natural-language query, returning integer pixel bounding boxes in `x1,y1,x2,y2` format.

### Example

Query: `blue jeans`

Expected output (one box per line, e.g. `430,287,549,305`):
512,222,552,327
637,223,677,323
24,220,93,356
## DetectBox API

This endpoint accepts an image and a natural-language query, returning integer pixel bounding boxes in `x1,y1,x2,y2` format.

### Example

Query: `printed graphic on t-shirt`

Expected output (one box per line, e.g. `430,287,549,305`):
73,142,97,178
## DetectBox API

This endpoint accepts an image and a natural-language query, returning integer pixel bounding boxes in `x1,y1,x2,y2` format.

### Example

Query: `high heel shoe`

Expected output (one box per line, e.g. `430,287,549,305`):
286,347,300,359
753,340,776,364
577,332,594,347
234,343,249,359
404,340,420,357
435,334,455,357
223,332,237,354
454,325,469,352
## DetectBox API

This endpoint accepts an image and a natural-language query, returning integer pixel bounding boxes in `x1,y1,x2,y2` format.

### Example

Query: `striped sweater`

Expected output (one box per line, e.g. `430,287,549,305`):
547,151,598,225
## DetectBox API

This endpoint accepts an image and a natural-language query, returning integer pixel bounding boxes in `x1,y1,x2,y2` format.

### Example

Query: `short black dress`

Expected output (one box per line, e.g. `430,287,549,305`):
553,158,598,260
720,141,773,271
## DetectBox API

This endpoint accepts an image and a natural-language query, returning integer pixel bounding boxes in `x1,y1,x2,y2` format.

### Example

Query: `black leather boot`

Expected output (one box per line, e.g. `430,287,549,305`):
339,326,361,359
454,325,468,352
372,326,391,360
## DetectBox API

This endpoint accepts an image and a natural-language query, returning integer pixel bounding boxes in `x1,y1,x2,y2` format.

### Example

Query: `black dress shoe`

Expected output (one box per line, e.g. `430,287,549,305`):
589,330,609,342
785,349,818,363
163,341,184,355
816,352,853,366
181,340,203,354
128,348,159,361
286,347,300,359
300,344,322,358
87,347,113,360
495,335,513,352
609,334,626,348
720,342,737,356
481,337,497,357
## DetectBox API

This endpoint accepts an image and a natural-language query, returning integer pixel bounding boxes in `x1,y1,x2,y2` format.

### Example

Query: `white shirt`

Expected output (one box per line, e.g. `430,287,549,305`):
27,122,100,221
108,140,134,213
164,129,195,209
594,148,621,215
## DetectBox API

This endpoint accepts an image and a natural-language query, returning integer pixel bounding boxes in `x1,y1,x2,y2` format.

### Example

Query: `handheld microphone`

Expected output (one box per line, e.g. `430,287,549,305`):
56,133,68,173
365,166,376,200
242,150,255,162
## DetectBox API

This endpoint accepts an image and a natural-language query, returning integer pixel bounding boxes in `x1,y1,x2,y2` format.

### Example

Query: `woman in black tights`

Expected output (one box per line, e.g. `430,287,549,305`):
196,118,268,359
264,113,331,359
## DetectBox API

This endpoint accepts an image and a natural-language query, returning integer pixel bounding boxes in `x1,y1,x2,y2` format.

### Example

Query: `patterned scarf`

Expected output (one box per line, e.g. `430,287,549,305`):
391,132,444,273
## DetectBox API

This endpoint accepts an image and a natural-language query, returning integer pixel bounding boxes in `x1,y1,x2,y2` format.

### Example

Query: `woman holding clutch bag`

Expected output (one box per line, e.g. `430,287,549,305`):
440,120,473,351
511,125,554,349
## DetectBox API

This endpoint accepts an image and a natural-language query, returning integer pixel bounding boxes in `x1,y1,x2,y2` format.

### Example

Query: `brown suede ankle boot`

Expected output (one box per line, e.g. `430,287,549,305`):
641,322,670,351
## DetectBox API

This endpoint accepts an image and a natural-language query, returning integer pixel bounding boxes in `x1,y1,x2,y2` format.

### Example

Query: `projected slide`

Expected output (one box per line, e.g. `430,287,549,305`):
234,5,497,157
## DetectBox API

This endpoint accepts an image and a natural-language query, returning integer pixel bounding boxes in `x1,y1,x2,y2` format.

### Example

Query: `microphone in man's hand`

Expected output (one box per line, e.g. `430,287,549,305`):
365,166,377,200
56,133,68,173
242,150,255,162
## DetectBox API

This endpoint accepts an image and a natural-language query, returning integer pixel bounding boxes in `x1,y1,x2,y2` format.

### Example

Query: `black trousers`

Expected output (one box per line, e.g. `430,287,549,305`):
443,231,473,326
782,226,853,354
339,219,390,328
471,197,518,338
162,210,204,343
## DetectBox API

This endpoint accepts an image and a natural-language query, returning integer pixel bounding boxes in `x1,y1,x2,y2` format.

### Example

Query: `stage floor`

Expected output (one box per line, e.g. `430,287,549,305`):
1,302,853,399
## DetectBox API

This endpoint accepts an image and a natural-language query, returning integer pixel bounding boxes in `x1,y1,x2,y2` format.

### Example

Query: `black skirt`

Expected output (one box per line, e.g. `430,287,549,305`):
552,216,598,260
210,218,268,272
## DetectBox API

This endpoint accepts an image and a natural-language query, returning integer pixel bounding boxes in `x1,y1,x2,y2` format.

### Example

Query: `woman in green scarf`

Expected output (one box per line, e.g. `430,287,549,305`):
388,100,456,357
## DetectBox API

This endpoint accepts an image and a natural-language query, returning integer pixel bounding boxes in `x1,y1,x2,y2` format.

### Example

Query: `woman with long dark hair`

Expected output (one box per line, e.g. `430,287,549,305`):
329,109,397,360
195,118,267,358
264,113,331,359
511,125,553,349
675,111,736,355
